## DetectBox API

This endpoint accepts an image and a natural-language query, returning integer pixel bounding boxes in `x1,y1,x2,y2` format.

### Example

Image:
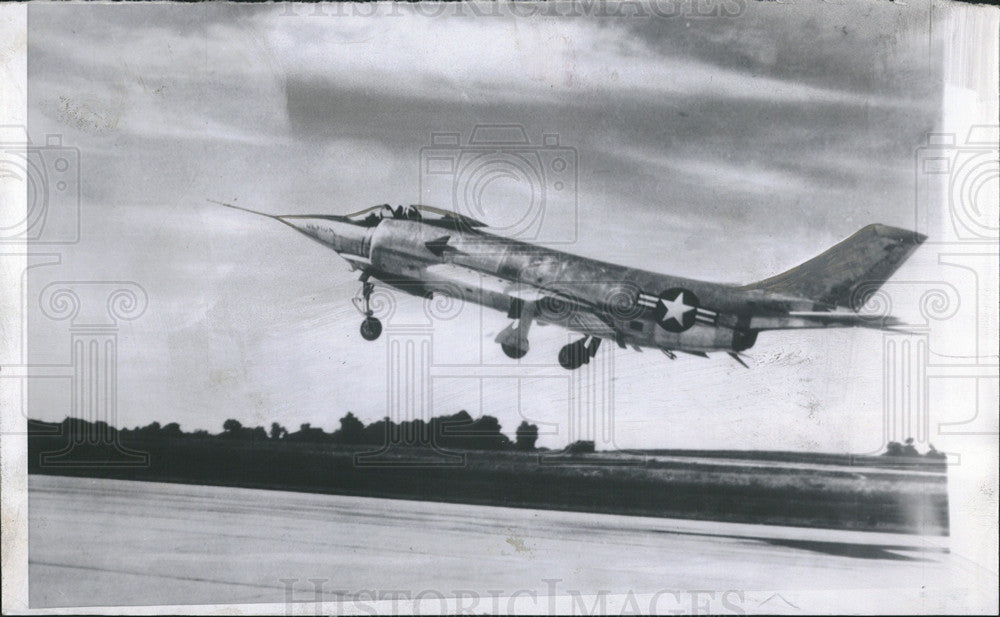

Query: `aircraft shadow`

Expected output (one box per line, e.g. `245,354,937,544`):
645,528,948,561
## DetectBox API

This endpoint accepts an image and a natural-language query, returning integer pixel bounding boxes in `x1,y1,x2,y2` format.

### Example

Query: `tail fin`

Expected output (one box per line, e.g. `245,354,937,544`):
743,224,927,310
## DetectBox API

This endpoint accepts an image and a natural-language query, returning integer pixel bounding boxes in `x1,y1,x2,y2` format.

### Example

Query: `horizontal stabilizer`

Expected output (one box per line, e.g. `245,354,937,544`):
785,311,907,327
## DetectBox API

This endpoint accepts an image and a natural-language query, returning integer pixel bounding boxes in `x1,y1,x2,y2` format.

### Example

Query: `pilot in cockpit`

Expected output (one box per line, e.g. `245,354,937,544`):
405,205,422,220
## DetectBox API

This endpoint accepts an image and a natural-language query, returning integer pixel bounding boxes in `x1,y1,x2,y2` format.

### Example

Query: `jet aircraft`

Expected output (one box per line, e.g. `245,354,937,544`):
214,201,926,370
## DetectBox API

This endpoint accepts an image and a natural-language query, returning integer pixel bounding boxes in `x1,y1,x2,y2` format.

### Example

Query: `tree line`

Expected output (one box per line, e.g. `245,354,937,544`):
113,411,542,452
882,437,946,459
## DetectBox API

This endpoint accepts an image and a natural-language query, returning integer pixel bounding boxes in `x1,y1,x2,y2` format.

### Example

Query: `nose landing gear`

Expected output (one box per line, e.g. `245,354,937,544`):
353,276,382,341
558,336,601,370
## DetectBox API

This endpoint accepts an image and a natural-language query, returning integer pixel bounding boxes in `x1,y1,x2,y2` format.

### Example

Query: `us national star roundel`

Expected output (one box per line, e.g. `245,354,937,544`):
652,288,699,332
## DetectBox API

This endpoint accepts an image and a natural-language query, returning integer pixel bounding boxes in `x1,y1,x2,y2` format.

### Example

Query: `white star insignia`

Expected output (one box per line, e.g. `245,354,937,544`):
659,293,696,326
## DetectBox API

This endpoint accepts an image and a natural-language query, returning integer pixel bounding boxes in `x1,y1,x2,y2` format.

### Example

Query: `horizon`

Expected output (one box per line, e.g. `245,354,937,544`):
28,411,945,458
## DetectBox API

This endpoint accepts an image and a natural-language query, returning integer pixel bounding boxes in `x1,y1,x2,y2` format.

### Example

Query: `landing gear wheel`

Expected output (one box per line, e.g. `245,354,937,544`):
558,337,601,370
360,316,382,341
501,342,528,359
558,340,586,370
354,276,382,341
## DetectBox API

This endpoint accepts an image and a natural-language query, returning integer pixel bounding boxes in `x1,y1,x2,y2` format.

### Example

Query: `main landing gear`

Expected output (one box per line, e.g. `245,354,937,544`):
353,275,382,341
496,297,535,360
558,336,601,370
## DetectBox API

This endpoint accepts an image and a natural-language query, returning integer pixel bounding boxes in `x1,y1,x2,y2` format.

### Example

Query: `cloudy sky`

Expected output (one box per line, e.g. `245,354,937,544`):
25,1,946,451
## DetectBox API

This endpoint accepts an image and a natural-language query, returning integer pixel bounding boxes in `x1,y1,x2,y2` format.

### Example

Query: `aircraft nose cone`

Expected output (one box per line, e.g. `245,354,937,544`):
278,216,370,257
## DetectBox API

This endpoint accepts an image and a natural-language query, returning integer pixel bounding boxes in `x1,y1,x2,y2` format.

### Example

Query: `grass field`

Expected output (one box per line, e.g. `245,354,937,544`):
26,425,948,536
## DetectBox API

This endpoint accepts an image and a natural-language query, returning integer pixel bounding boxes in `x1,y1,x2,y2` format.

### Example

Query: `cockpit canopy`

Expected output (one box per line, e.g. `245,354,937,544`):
344,204,488,229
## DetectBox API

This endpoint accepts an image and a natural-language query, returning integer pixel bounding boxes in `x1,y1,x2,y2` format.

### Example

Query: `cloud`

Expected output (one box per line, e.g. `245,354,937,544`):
261,5,927,109
28,10,289,148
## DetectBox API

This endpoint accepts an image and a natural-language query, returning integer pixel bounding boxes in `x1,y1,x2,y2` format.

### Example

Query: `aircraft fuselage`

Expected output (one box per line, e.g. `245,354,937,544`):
219,201,924,368
291,216,788,353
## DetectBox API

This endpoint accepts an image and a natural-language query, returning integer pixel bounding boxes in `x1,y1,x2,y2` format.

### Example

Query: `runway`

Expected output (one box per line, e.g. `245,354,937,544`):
616,453,947,478
28,474,966,612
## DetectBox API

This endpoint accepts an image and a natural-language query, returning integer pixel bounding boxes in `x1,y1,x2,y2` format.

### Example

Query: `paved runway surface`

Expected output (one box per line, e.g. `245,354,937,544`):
617,453,947,478
28,475,965,612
